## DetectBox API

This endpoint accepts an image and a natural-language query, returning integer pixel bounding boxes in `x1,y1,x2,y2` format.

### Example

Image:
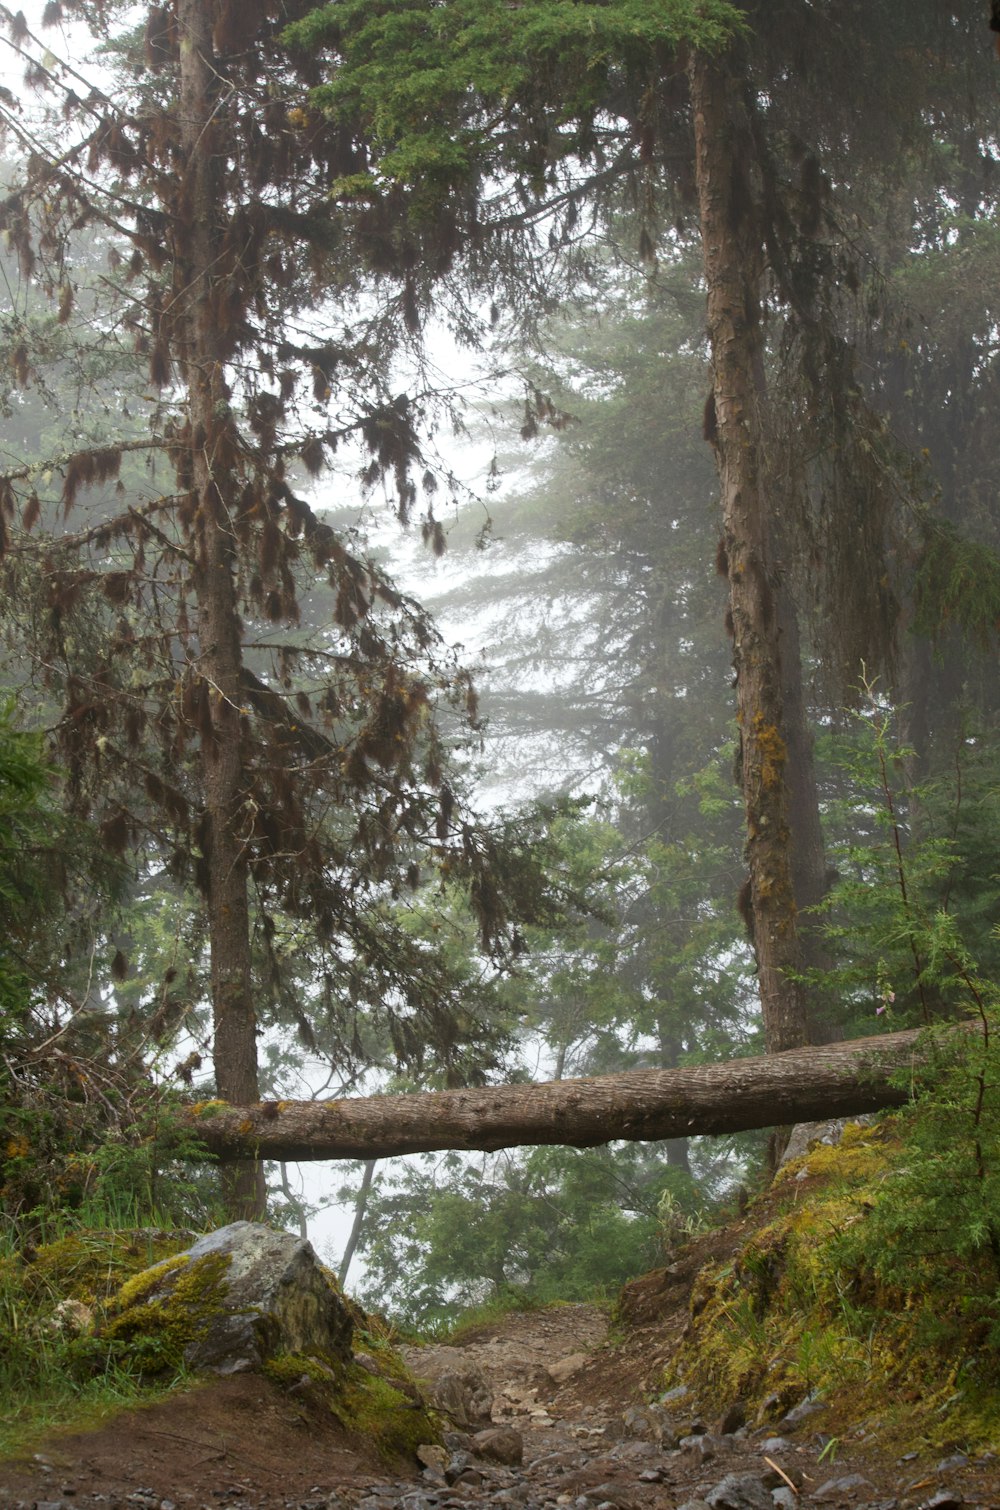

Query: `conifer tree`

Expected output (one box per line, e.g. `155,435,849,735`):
0,0,547,1216
288,0,997,1057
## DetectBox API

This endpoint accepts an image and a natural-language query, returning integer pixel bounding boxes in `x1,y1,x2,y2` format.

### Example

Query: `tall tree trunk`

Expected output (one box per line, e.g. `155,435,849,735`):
339,1159,377,1285
774,574,839,1043
688,46,809,1053
178,0,264,1219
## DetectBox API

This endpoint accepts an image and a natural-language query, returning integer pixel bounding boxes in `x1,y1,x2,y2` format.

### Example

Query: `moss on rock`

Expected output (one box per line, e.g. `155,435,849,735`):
96,1223,356,1379
262,1345,440,1465
101,1251,231,1375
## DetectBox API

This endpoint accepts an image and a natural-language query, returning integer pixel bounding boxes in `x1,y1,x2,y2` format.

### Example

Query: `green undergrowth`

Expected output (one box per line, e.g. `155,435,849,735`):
0,1226,201,1460
668,1114,1000,1455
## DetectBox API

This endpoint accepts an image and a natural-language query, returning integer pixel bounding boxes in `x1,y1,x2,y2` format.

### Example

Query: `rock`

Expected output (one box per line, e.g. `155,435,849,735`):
102,1221,354,1375
547,1352,589,1384
811,1473,877,1501
935,1454,969,1475
619,1405,678,1447
580,1484,629,1506
404,1349,493,1426
779,1393,824,1428
472,1427,525,1466
920,1493,964,1510
47,1299,94,1336
682,1433,725,1466
416,1446,449,1473
778,1117,874,1169
704,1471,775,1510
660,1384,690,1406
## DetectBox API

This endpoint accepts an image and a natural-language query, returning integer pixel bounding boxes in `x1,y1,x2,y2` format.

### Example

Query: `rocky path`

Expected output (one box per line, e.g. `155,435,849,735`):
1,1298,994,1510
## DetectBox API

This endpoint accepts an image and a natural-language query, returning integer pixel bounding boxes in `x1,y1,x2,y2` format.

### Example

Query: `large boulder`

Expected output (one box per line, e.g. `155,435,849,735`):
103,1220,354,1375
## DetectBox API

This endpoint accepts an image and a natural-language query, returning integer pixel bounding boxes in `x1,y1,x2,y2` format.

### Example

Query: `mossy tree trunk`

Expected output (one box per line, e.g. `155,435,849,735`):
688,45,809,1054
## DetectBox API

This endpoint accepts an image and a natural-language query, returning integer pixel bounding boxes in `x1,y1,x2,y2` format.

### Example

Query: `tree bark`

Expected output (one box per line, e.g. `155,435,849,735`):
689,46,808,1053
178,0,264,1219
182,1027,936,1163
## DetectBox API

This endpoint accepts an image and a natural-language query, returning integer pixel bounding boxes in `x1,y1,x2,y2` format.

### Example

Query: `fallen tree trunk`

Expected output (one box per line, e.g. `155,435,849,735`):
183,1027,936,1163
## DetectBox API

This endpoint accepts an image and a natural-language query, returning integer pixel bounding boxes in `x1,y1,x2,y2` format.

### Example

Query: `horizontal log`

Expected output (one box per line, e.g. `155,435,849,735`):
182,1027,933,1163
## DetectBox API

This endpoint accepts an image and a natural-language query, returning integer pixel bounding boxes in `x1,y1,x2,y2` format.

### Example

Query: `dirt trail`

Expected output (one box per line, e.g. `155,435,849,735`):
1,1273,997,1509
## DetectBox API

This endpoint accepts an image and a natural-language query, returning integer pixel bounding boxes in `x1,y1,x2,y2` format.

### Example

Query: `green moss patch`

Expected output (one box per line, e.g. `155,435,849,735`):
263,1347,440,1464
669,1118,1000,1456
20,1229,191,1308
99,1250,231,1375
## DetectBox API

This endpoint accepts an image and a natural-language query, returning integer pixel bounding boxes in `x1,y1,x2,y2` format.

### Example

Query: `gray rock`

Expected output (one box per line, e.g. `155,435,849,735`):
704,1472,775,1510
920,1493,964,1510
660,1384,691,1406
683,1434,725,1466
547,1352,589,1384
619,1404,678,1448
771,1491,796,1510
811,1473,877,1501
405,1349,493,1426
104,1222,354,1375
472,1427,525,1466
779,1394,824,1428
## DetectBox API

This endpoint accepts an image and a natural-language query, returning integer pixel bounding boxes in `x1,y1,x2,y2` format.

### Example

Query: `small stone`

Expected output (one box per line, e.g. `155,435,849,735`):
638,1468,664,1483
450,1470,483,1489
920,1493,964,1510
444,1452,472,1482
779,1394,824,1428
811,1473,876,1501
935,1454,969,1475
660,1385,690,1406
417,1446,450,1473
472,1427,524,1466
771,1491,796,1510
704,1472,774,1510
547,1353,588,1385
758,1438,793,1455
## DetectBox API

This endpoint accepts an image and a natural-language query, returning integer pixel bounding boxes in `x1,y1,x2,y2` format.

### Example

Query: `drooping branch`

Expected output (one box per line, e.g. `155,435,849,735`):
183,1027,939,1164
